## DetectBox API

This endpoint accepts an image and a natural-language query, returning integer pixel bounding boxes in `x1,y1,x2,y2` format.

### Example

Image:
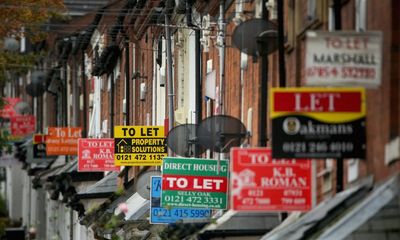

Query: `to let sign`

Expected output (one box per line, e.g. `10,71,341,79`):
78,138,119,172
161,157,229,209
0,97,22,118
46,127,82,155
270,88,366,159
114,126,167,166
10,115,36,137
231,147,312,212
150,176,211,224
305,31,382,87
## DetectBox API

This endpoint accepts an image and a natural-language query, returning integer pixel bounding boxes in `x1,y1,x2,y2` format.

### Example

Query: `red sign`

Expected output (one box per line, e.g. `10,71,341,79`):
46,127,82,155
0,97,22,118
230,147,312,212
78,138,119,172
10,115,35,136
162,175,227,192
273,91,362,113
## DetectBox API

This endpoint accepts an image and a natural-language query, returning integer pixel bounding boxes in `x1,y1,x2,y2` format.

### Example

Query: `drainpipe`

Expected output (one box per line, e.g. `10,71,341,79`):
110,71,115,137
82,50,87,137
277,0,286,87
258,0,268,147
124,39,130,188
165,12,175,132
125,40,130,125
218,0,225,115
186,1,202,157
333,0,343,193
63,66,68,127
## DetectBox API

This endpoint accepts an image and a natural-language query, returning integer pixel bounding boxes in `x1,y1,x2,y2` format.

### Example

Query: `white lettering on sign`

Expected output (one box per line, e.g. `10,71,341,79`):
261,177,307,188
246,153,298,165
165,177,224,190
193,179,224,190
54,128,81,138
294,93,339,112
165,177,188,188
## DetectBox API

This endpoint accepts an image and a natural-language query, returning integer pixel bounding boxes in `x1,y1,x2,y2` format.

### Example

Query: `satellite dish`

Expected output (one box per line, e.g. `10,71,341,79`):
26,70,47,97
198,115,247,153
232,19,278,57
166,124,207,157
26,82,45,97
14,101,32,115
31,71,46,85
135,170,161,200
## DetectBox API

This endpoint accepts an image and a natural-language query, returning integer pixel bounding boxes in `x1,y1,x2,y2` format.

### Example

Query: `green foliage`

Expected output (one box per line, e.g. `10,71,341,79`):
114,187,125,196
0,51,37,84
0,194,8,218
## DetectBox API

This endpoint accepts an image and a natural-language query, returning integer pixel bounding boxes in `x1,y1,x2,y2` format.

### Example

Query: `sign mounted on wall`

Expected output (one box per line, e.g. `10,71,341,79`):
114,126,167,166
270,87,366,159
305,31,382,87
46,127,82,155
231,147,312,212
78,138,119,172
161,157,229,209
150,176,212,224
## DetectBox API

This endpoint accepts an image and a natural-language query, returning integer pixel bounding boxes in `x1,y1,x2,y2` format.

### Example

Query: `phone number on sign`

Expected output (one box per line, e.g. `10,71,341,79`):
282,142,354,153
115,154,165,161
152,208,211,218
163,195,224,207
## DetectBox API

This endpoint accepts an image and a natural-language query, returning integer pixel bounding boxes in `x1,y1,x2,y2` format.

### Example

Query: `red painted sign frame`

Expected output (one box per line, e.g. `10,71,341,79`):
230,147,312,212
78,138,119,172
10,115,36,136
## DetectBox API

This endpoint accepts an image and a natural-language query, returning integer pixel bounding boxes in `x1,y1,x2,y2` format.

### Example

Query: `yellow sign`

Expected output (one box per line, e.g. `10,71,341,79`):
114,126,167,166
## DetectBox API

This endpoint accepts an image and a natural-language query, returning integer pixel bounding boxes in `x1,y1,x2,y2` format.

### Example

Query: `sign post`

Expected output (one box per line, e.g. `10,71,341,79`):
231,147,312,211
114,126,167,166
161,157,229,209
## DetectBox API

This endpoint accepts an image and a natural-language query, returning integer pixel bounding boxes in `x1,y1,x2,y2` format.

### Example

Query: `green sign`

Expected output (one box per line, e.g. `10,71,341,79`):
161,157,229,209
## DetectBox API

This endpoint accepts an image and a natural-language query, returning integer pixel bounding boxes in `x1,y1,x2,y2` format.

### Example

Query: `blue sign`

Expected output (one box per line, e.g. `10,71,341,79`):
150,176,212,224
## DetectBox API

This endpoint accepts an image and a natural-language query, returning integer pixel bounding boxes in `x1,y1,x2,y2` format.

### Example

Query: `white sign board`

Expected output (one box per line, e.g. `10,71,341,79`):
305,31,382,88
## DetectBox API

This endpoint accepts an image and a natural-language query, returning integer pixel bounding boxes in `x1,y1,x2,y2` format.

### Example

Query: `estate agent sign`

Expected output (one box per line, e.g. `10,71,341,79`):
114,126,167,166
305,31,382,87
161,157,229,209
46,127,82,155
231,147,312,212
150,176,212,224
78,138,119,172
270,87,366,159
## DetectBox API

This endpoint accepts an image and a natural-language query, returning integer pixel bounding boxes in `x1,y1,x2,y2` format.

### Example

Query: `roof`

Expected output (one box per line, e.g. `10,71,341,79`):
196,210,280,238
260,176,377,240
76,172,118,199
318,173,400,239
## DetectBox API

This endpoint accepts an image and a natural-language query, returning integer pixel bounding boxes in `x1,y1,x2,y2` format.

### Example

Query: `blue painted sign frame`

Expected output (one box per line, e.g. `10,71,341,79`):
150,176,212,224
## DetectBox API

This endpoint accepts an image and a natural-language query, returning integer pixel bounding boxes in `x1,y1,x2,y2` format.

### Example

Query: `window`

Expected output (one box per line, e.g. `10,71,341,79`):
347,159,359,182
286,0,329,47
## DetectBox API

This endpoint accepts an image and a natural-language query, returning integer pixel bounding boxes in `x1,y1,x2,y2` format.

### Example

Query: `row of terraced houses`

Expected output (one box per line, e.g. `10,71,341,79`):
2,0,400,239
